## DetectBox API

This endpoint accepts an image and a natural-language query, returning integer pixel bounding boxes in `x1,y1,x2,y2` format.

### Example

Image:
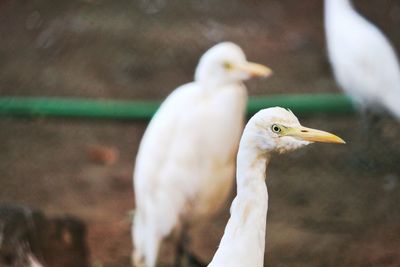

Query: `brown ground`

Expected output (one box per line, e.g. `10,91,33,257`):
1,0,400,266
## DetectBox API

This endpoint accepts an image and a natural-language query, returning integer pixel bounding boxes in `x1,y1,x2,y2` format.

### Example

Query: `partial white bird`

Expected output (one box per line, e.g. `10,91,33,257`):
0,204,89,267
324,0,400,119
132,42,272,267
207,107,345,267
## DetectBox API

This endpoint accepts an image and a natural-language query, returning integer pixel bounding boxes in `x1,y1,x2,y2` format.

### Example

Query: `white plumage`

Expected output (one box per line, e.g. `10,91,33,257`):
207,107,345,267
132,42,272,267
324,0,400,118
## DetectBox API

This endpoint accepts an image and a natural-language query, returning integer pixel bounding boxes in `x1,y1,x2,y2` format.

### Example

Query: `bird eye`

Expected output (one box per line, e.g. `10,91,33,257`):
271,124,282,133
223,62,233,70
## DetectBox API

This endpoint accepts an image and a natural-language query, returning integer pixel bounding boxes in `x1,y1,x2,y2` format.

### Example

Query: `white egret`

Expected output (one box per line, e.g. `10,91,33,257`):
207,107,345,267
324,0,400,119
132,42,272,267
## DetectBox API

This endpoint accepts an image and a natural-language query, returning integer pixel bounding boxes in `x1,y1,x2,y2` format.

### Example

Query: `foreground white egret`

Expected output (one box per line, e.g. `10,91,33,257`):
208,107,345,267
324,0,400,119
132,42,272,267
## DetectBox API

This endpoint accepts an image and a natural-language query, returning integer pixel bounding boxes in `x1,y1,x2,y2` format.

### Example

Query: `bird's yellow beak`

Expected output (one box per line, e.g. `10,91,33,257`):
237,62,273,78
286,126,346,144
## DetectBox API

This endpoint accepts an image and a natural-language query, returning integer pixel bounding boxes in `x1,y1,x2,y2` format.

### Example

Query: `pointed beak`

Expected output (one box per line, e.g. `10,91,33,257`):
237,62,273,78
286,126,346,144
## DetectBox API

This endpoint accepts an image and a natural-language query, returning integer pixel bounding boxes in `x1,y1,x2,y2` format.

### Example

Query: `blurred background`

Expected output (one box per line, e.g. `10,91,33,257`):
0,0,400,266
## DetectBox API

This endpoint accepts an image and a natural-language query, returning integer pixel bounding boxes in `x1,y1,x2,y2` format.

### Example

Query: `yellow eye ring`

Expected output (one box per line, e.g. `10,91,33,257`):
271,124,282,133
223,62,234,70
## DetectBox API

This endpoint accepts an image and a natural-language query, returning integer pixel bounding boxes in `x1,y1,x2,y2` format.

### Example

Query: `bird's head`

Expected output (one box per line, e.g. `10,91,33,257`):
194,42,272,86
242,107,345,154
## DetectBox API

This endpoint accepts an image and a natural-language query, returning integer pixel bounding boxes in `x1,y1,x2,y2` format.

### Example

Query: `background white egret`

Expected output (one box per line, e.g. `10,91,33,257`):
132,42,272,267
324,0,400,119
207,107,345,267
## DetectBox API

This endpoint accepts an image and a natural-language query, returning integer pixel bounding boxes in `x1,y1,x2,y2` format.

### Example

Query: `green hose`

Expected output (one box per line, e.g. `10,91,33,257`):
247,93,354,115
0,93,354,121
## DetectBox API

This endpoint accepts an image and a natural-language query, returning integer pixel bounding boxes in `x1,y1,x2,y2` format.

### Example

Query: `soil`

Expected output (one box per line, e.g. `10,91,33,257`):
1,0,400,266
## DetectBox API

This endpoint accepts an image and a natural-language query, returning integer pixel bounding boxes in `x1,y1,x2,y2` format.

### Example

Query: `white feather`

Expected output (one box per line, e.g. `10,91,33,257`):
325,0,400,118
28,254,44,267
132,42,271,267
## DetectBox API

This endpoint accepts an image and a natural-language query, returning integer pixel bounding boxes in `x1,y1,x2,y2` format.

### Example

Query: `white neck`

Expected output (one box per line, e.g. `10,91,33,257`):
207,132,270,267
325,0,353,8
324,0,358,45
195,76,239,89
325,0,354,15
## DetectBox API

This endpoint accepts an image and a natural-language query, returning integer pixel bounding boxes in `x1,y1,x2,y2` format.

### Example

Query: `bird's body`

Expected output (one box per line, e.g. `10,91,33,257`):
324,0,400,118
207,107,345,267
134,82,246,235
132,42,272,267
